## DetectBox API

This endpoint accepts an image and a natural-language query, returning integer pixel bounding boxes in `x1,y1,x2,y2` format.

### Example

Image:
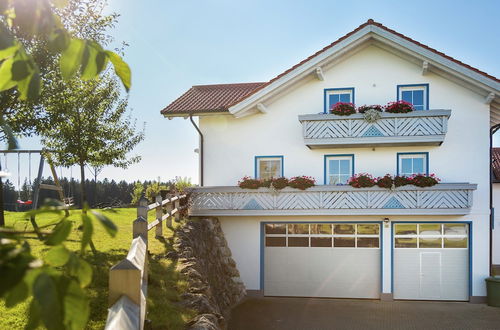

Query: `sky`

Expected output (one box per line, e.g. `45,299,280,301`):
15,0,500,187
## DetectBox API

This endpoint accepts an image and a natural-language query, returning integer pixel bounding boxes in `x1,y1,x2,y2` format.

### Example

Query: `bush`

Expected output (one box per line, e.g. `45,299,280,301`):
376,174,393,188
238,176,261,189
410,174,440,187
288,176,316,190
385,100,414,113
357,104,383,113
348,173,376,188
272,177,289,190
330,102,356,116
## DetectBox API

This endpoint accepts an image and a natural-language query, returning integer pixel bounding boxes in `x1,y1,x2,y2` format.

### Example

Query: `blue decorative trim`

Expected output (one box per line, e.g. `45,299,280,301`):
323,154,355,185
396,83,430,110
396,152,429,176
323,87,355,113
390,221,473,298
383,197,404,209
254,155,284,179
260,221,383,295
363,125,384,137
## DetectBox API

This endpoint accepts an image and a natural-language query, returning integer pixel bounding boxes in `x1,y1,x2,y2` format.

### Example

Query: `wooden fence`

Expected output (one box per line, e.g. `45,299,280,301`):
105,194,187,330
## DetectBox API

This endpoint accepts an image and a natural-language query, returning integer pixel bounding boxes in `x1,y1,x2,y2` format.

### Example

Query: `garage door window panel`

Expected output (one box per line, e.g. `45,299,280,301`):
311,237,332,247
266,237,286,247
394,223,468,249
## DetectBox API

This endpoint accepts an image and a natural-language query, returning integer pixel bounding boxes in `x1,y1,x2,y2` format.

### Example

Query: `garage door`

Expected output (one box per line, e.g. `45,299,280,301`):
264,222,380,298
393,223,469,301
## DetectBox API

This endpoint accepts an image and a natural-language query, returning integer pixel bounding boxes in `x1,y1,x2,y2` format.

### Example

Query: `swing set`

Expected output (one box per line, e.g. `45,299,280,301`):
0,150,75,210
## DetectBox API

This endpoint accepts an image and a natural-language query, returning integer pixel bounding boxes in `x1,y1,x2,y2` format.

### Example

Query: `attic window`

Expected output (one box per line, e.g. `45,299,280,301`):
397,84,429,110
324,88,355,113
255,156,283,180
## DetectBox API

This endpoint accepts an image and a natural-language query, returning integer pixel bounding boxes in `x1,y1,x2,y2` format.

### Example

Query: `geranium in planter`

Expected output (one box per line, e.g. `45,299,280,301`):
272,177,289,190
238,176,261,189
409,173,440,187
348,173,376,188
385,100,414,113
330,102,356,116
288,176,316,190
394,175,412,187
376,174,394,188
357,104,383,113
260,178,273,188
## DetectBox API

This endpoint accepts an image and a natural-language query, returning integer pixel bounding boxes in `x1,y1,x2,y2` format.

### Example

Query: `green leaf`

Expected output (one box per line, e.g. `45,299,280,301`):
91,210,117,237
0,116,19,150
33,273,64,330
5,280,28,307
48,29,69,53
95,50,109,74
63,280,89,330
80,214,93,253
80,41,99,80
11,59,30,81
60,38,85,79
105,50,131,92
45,245,71,266
0,57,17,91
76,259,92,288
25,300,41,330
0,43,20,60
16,69,40,100
45,220,73,246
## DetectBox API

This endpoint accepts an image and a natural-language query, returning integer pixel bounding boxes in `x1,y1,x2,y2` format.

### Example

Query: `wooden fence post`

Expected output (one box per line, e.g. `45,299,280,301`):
155,195,162,238
134,197,148,243
165,198,173,229
174,199,181,223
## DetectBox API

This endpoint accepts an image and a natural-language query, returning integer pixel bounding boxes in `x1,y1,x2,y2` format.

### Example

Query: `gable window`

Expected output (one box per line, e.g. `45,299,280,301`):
397,153,428,176
397,84,429,110
324,88,355,113
324,155,354,185
255,156,283,180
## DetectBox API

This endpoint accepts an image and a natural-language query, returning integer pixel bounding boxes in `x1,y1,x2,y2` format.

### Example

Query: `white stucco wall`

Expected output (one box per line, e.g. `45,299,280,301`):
199,45,491,297
493,184,500,265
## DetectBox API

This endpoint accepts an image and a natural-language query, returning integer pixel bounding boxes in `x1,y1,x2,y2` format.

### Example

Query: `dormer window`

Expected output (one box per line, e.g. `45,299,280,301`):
324,88,355,113
397,84,429,110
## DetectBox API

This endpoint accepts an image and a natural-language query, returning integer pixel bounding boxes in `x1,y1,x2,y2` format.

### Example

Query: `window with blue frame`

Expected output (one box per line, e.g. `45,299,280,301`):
324,155,354,185
255,156,283,180
324,88,354,113
397,84,429,110
397,153,428,176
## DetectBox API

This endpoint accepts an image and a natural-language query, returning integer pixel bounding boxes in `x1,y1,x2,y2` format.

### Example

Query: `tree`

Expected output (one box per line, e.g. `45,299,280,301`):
41,74,144,207
130,181,144,206
145,181,167,203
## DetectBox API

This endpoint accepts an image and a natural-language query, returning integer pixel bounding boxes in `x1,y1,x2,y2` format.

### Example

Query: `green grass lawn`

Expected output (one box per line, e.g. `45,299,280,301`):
0,208,194,329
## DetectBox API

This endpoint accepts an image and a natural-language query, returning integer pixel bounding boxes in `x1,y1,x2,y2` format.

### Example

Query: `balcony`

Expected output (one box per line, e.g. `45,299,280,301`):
298,109,451,148
189,183,476,216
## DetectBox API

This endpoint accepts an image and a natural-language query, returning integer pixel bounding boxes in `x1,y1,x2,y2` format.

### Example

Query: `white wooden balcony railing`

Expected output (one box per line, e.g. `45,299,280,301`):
189,183,476,216
298,110,451,148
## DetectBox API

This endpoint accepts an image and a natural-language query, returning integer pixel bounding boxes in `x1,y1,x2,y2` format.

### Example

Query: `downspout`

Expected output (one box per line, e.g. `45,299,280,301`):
489,124,500,275
189,114,204,186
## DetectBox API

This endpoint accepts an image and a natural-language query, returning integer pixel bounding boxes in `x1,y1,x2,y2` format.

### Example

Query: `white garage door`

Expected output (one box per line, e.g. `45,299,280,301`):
264,223,380,298
393,223,469,301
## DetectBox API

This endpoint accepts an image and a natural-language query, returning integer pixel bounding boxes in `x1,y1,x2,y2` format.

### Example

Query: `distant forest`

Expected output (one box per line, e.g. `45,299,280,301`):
3,177,185,211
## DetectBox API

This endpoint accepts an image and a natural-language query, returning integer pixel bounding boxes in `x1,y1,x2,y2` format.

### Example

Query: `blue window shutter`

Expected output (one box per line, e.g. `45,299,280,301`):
339,93,351,103
413,158,424,173
401,90,413,103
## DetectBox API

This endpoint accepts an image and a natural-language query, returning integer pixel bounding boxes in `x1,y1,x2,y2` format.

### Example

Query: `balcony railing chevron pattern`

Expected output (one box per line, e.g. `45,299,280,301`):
189,183,476,216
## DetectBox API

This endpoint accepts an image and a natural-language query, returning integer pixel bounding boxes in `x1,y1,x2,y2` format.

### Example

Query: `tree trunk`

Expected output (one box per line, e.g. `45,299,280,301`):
80,162,87,213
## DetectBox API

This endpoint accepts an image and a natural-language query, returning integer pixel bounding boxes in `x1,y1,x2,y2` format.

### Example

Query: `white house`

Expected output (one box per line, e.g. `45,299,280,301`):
491,148,500,270
162,20,500,302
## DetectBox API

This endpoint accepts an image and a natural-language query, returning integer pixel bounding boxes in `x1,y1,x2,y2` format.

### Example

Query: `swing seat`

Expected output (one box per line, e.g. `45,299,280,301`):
16,199,33,205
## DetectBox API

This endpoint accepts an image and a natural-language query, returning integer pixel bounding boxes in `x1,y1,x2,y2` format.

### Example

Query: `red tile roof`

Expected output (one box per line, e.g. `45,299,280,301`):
162,19,499,116
492,148,500,182
161,82,265,115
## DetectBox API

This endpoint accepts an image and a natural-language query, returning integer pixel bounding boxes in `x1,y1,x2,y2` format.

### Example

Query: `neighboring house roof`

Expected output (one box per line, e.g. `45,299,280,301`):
160,82,265,115
161,19,499,117
493,148,500,183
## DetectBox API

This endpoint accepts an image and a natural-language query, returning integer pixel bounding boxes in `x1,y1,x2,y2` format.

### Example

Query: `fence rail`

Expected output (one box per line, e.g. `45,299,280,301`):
105,193,187,330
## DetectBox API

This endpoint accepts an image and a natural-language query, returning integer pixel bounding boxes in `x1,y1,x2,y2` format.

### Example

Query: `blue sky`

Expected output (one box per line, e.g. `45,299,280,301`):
17,0,500,185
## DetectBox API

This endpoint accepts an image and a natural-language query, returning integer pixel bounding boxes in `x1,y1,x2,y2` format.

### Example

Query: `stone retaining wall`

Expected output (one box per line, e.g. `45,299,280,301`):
170,217,246,329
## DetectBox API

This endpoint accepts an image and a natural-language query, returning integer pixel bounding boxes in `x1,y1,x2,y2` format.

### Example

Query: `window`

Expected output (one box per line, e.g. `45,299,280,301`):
255,156,283,180
394,223,468,249
397,153,428,176
324,88,355,113
397,84,429,110
324,155,354,185
264,223,380,248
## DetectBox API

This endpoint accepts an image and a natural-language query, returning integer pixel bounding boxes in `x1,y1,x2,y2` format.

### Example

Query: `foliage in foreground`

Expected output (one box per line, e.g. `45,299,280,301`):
0,201,117,329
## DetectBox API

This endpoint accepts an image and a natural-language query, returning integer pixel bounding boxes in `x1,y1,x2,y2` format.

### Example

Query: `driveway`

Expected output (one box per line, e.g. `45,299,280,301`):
228,297,500,330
